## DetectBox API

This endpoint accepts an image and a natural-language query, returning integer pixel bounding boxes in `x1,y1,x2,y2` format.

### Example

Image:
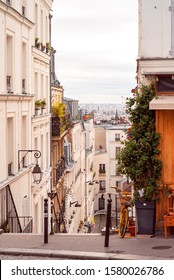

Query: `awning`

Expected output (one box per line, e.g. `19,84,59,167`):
149,95,174,110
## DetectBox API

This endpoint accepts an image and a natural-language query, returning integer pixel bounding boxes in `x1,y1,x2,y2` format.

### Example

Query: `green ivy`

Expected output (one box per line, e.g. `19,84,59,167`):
117,84,162,202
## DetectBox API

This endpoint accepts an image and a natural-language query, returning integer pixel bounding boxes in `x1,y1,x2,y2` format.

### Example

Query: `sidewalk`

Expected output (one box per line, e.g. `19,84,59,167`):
0,233,174,260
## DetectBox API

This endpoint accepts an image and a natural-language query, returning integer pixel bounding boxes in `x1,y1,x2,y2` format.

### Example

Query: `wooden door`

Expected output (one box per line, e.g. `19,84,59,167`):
156,110,174,222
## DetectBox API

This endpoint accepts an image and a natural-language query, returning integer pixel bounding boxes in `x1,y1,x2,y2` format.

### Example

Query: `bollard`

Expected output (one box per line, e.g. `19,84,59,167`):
44,198,48,243
104,195,112,247
115,194,118,227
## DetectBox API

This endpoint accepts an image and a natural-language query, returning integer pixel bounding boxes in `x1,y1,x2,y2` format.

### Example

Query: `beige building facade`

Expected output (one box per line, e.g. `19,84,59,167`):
93,124,129,213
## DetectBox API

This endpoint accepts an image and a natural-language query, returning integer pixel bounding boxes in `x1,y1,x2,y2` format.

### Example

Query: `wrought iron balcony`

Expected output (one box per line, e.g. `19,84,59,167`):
53,157,65,186
52,116,70,137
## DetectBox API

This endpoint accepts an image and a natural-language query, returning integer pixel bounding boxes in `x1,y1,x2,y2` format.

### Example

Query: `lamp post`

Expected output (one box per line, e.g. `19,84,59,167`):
18,149,42,184
48,191,57,235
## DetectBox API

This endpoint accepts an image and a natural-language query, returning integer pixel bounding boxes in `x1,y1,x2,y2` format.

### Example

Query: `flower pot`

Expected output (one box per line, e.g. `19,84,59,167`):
41,46,45,51
135,201,156,235
128,226,135,237
36,43,41,49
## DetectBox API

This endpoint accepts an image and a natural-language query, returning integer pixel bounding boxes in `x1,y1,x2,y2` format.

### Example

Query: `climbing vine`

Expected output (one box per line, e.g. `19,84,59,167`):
117,84,162,202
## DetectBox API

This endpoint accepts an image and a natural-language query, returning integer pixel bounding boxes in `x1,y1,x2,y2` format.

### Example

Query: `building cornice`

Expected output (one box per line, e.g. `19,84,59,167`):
0,94,34,101
137,57,174,61
0,0,34,28
0,165,32,190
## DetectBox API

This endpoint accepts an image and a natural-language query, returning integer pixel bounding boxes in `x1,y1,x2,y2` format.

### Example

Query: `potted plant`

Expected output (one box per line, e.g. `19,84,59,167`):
46,42,51,53
35,38,41,49
41,43,45,51
35,100,41,109
35,37,39,45
41,99,46,109
117,84,162,235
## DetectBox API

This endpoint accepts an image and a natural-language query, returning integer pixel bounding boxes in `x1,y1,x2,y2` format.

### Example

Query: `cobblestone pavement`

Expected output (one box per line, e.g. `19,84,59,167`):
0,254,67,260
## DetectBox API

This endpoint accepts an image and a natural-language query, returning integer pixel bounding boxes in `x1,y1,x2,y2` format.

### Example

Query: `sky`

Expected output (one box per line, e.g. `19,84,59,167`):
51,0,138,104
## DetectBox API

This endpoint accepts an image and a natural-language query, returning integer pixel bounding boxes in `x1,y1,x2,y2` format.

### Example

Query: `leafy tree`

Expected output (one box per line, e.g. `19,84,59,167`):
117,84,162,202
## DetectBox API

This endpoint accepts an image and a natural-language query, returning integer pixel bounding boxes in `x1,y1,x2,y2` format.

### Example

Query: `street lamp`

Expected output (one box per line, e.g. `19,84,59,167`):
32,164,42,184
70,201,81,207
18,149,42,184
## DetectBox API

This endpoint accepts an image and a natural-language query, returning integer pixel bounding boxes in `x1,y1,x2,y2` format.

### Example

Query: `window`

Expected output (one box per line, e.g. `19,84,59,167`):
22,79,26,93
115,164,121,176
116,181,120,187
115,133,120,141
6,0,11,6
6,76,11,89
99,164,105,173
99,195,105,210
7,35,13,93
156,76,174,92
7,117,14,175
99,181,106,192
115,147,121,158
64,141,72,165
22,6,25,16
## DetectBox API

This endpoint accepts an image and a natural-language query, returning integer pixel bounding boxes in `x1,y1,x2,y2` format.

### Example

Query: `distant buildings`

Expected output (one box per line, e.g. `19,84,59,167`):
93,121,130,213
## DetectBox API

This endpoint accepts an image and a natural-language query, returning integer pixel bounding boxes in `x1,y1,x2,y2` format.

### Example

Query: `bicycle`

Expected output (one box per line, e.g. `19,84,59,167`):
111,186,132,238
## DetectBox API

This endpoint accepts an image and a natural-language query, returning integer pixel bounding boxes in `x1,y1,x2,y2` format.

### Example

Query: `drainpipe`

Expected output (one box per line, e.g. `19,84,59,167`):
49,12,53,234
84,131,87,219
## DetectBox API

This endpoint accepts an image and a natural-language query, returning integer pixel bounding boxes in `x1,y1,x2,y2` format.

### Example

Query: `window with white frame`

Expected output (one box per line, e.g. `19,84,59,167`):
99,180,106,192
115,133,120,141
98,195,105,210
99,164,106,173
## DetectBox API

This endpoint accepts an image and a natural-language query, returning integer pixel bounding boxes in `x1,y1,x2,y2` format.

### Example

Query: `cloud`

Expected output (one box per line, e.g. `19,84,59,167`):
51,0,138,103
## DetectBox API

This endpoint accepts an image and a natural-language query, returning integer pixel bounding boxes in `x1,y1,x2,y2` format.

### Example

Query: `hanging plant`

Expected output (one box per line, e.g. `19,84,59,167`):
117,84,162,202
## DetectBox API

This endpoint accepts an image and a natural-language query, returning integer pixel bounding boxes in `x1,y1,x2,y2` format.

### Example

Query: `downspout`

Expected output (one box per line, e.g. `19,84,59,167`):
49,12,53,233
49,12,52,193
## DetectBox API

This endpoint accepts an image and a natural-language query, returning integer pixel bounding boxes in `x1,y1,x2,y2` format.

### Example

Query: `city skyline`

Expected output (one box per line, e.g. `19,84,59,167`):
51,0,138,104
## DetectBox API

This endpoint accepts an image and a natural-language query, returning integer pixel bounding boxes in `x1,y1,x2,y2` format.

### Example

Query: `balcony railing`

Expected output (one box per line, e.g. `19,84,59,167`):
99,169,106,174
8,216,33,233
52,116,70,137
53,157,65,186
99,186,106,193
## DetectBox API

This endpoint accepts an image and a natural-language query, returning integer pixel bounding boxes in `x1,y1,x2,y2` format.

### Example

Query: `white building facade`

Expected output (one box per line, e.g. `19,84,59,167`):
0,0,52,233
137,0,174,86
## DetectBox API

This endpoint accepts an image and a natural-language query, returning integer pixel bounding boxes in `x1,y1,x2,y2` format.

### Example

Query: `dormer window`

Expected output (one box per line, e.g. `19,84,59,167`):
22,79,26,94
6,0,11,6
22,6,25,16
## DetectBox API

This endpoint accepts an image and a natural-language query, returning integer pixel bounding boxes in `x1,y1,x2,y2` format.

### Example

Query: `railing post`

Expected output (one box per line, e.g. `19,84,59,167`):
44,198,48,243
104,195,112,247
